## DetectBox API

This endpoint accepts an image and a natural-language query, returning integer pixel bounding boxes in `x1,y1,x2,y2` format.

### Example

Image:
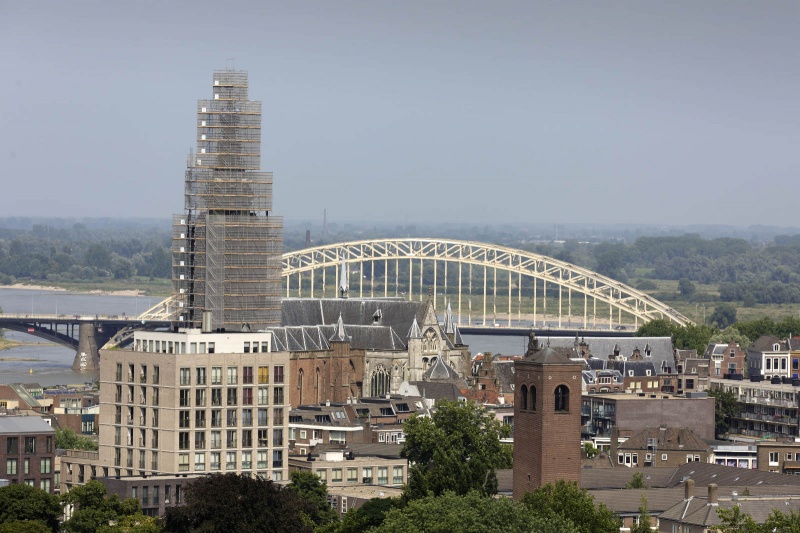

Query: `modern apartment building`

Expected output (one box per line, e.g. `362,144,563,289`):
711,377,800,439
96,330,290,482
0,416,55,493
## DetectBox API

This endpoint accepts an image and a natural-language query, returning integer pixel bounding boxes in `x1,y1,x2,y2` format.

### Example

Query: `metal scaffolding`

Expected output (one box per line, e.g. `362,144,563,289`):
172,70,283,331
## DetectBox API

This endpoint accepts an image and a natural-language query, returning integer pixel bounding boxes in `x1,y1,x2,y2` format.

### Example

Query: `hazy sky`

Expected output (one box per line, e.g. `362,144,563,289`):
2,1,799,226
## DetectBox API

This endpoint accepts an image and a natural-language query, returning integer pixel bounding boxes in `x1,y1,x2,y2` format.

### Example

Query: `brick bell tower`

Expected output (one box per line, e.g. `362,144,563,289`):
513,331,583,499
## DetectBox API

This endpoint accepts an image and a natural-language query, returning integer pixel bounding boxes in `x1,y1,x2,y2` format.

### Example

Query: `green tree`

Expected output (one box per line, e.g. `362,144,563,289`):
709,303,738,329
318,497,402,533
708,387,739,439
61,480,146,533
625,472,647,489
163,473,315,533
0,521,51,533
377,490,579,533
401,400,512,500
630,495,652,533
287,470,338,527
709,327,751,353
635,319,676,339
762,507,800,532
716,504,761,533
678,278,696,299
55,428,98,451
0,484,61,533
521,480,620,533
673,323,716,354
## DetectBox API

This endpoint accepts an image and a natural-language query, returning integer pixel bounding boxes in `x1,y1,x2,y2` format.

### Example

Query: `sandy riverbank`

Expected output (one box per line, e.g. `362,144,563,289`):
0,284,143,297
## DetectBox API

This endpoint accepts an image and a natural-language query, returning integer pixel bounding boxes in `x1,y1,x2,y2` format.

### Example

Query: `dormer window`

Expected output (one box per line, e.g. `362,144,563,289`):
628,370,634,377
774,343,781,351
646,370,651,376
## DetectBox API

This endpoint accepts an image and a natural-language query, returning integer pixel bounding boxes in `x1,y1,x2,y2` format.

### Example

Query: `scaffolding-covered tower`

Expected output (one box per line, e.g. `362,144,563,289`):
172,70,283,331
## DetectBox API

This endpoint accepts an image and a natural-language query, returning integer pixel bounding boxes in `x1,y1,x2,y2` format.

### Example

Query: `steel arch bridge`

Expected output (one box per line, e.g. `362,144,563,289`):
281,238,691,329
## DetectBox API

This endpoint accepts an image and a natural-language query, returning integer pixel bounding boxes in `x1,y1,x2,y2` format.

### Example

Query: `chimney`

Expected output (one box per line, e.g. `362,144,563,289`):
684,479,695,501
708,483,718,506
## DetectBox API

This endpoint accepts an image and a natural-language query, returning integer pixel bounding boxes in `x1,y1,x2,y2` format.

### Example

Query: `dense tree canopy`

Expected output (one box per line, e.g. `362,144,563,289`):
55,428,98,451
287,471,338,527
377,490,580,533
0,483,61,532
708,387,740,439
163,473,316,533
61,480,154,533
401,400,512,499
521,480,620,533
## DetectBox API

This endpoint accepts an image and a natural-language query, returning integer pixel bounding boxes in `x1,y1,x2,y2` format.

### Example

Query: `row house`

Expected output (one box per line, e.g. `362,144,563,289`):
704,341,747,378
748,336,800,381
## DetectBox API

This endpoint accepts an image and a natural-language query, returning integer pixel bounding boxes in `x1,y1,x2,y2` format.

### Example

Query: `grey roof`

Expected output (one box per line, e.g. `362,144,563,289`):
659,492,800,528
282,298,427,337
547,336,675,373
491,360,516,393
748,335,787,353
268,324,406,352
0,416,55,434
666,462,800,489
609,359,658,378
410,381,463,402
425,354,461,381
581,467,677,490
525,345,574,365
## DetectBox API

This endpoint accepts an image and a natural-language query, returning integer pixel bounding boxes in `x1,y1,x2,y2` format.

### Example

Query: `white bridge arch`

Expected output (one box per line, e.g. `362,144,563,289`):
282,238,691,330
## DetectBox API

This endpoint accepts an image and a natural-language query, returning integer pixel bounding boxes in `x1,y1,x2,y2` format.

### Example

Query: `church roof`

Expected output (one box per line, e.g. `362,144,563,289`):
281,298,427,339
425,353,461,381
407,317,421,339
330,313,348,342
526,345,575,365
268,324,406,352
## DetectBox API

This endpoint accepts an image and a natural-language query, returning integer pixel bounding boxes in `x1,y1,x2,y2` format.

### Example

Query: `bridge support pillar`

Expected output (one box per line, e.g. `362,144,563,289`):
71,323,100,372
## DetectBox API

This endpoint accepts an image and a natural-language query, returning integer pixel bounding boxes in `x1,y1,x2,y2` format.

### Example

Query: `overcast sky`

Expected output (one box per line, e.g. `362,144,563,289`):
2,1,798,227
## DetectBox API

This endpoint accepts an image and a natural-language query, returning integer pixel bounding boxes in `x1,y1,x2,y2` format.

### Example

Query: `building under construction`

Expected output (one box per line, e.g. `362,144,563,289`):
172,70,283,331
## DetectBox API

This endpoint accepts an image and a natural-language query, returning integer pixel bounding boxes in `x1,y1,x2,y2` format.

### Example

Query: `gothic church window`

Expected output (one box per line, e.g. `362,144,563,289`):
370,365,390,397
521,385,528,410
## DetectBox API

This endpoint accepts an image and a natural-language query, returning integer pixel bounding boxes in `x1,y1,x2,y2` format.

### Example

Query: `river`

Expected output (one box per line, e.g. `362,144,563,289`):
0,287,526,386
0,288,161,386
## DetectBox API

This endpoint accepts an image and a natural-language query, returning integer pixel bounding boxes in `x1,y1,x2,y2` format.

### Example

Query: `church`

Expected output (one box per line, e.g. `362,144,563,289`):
270,265,469,406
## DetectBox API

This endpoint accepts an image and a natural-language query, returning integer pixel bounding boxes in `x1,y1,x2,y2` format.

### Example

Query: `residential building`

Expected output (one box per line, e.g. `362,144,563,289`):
748,336,794,380
288,444,407,489
611,427,712,468
0,416,56,493
710,377,800,439
756,441,800,474
704,341,747,379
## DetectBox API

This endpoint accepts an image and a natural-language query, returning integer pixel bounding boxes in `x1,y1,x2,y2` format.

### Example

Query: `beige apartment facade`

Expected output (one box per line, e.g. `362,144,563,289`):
97,330,290,482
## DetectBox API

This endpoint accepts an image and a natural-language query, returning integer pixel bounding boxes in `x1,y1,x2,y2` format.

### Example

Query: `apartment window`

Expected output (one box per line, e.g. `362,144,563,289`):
116,363,123,381
331,468,342,483
6,459,17,475
226,409,237,427
196,389,206,407
242,388,254,406
129,364,135,381
39,457,52,474
347,467,358,482
273,429,283,447
274,408,283,424
152,451,158,470
242,430,253,448
243,367,253,385
227,389,238,406
153,366,159,385
273,387,284,405
114,449,121,467
152,431,159,449
195,431,206,449
273,450,283,468
179,432,190,450
40,479,51,493
241,451,252,470
258,366,269,384
258,429,269,448
152,409,159,427
7,437,18,454
258,387,269,405
769,452,780,465
179,411,190,428
274,366,284,384
227,367,238,385
210,452,221,471
211,367,222,385
244,342,250,353
226,452,237,471
152,388,159,406
179,454,189,472
195,453,205,471
782,359,787,370
330,431,346,444
257,451,268,469
378,467,388,484
242,409,253,427
180,368,191,386
211,389,222,407
180,390,190,407
196,368,207,386
24,437,35,454
211,410,222,428
393,466,404,484
363,467,373,484
210,431,221,449
227,430,237,448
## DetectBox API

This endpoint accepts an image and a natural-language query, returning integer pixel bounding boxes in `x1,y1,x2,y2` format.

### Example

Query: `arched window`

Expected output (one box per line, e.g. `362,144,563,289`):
555,385,569,412
370,365,391,397
298,369,304,406
530,385,537,411
521,385,528,410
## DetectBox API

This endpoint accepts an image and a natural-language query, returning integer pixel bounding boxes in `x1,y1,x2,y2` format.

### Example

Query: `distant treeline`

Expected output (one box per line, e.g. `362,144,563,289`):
0,223,171,283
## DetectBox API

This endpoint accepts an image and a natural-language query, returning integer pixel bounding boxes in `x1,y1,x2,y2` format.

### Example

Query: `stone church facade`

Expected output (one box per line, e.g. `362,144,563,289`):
271,297,469,407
